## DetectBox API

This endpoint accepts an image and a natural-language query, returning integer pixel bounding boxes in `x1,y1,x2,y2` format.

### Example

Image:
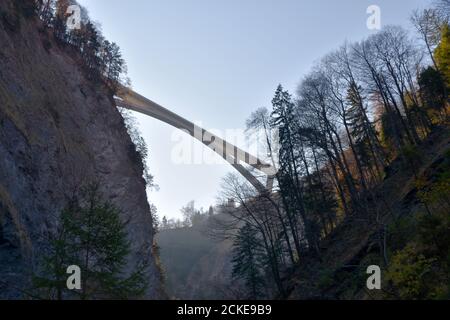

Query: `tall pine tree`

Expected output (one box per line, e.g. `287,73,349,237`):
33,184,147,300
231,223,266,299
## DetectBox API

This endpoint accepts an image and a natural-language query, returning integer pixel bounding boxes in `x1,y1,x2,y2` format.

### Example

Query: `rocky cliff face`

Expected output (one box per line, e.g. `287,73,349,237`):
0,1,162,299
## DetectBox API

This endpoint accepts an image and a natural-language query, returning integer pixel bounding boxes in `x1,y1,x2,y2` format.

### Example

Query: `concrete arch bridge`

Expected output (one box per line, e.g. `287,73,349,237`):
114,86,276,193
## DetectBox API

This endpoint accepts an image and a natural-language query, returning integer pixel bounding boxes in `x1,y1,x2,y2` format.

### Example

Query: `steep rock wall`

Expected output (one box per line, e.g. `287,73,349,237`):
0,0,162,299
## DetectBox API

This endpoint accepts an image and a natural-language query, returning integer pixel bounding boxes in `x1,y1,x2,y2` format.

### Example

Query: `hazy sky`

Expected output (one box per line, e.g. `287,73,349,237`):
78,0,431,219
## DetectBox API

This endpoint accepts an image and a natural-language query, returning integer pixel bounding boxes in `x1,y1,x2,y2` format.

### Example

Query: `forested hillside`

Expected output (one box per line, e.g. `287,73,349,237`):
287,126,449,299
157,221,235,299
204,0,450,300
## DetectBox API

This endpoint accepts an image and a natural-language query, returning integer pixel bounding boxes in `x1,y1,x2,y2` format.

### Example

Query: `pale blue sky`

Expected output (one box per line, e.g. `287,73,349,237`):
78,0,431,219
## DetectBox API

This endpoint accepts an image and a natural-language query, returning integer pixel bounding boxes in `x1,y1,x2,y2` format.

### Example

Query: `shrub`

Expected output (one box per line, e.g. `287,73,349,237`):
386,243,438,299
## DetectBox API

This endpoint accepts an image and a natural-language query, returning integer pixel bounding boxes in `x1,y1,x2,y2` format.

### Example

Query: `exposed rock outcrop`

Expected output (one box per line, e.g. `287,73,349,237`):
0,0,162,299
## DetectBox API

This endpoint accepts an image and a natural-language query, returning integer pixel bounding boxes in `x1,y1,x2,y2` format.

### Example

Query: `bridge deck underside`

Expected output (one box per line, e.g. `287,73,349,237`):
115,86,275,192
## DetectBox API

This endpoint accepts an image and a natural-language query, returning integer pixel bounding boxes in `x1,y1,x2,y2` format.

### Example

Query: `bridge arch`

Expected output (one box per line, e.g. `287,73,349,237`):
114,86,276,192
